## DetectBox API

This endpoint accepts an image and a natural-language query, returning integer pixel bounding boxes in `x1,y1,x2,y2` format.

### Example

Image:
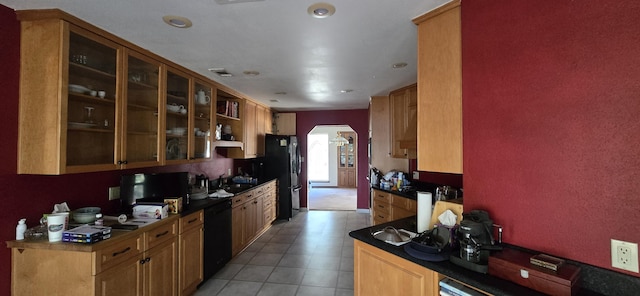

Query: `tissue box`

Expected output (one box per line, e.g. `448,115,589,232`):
132,204,168,219
164,197,183,214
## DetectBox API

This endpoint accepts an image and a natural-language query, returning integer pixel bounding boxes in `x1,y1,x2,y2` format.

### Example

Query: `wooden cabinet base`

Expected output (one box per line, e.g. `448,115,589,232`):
354,240,440,296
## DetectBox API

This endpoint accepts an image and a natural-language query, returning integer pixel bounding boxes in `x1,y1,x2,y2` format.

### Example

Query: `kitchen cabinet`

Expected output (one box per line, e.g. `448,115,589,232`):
369,96,409,174
8,215,179,296
16,10,224,174
337,131,357,188
413,1,463,174
231,180,277,256
216,89,261,159
256,104,271,157
354,240,440,296
164,67,191,163
243,100,258,158
371,189,417,226
178,210,204,296
390,84,418,159
274,113,296,135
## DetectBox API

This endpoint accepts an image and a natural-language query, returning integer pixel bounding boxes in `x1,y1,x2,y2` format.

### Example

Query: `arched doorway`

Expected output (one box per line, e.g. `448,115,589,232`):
306,125,357,210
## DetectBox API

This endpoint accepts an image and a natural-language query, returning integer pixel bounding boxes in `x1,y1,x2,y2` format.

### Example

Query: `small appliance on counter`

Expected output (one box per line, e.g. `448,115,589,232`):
450,210,503,273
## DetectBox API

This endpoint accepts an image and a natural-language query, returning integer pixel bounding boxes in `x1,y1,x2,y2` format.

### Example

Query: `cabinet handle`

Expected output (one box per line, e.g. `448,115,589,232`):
155,230,169,238
377,215,384,219
188,218,198,224
378,204,385,208
253,200,258,204
139,257,151,265
247,194,253,198
112,247,131,257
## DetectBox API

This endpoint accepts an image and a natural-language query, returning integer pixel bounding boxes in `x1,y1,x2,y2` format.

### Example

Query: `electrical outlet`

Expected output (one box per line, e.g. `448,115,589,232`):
227,168,232,176
611,239,639,273
108,186,120,200
413,171,420,179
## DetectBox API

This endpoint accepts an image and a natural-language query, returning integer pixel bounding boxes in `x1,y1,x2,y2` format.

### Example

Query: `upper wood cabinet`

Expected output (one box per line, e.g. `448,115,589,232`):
369,96,409,174
164,67,191,164
413,1,463,174
274,113,296,135
390,84,418,159
256,104,270,157
191,80,214,161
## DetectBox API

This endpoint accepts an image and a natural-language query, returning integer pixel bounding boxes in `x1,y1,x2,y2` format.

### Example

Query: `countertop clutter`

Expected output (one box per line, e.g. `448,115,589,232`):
349,217,640,296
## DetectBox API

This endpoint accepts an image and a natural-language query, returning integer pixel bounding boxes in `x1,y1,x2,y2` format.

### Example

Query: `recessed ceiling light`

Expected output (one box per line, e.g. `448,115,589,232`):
392,62,408,69
162,15,192,28
243,70,260,76
308,3,336,18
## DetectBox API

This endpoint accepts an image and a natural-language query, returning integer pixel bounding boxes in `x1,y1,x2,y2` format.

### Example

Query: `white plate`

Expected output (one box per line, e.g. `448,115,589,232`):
68,84,92,94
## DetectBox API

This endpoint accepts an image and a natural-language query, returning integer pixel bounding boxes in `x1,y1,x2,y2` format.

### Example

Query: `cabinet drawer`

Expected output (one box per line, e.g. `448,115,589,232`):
232,194,246,207
373,201,391,215
253,186,266,196
373,190,392,203
180,210,204,233
392,206,416,220
263,196,273,209
95,234,143,274
146,220,178,250
391,195,417,211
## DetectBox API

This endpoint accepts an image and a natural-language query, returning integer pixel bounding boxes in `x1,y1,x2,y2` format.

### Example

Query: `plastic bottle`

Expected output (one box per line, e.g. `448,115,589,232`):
16,218,27,240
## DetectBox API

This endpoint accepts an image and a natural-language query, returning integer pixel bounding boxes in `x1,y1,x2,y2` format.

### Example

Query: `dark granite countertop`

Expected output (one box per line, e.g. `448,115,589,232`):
371,185,418,200
349,217,640,296
181,178,277,216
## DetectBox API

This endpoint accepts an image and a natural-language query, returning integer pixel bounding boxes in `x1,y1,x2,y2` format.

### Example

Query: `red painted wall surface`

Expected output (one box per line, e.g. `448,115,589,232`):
462,1,640,276
294,110,370,209
0,6,233,294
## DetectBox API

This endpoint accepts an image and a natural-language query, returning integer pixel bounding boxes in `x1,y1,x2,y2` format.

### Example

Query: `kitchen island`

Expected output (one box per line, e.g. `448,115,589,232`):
350,217,637,296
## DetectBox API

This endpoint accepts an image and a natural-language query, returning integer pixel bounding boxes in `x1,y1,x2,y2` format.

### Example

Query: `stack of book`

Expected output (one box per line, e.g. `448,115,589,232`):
62,225,112,244
439,278,484,296
216,100,239,118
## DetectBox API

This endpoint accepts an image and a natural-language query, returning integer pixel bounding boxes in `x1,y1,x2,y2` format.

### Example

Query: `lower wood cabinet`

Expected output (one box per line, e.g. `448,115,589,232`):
9,216,179,296
371,189,417,225
178,210,204,296
354,240,440,296
231,180,277,256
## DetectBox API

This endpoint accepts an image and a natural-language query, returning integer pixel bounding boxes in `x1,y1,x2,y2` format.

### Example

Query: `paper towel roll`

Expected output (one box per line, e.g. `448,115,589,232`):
417,191,433,233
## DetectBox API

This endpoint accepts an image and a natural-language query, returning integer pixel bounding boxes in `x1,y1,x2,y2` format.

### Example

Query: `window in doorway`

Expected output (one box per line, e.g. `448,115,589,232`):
307,133,329,182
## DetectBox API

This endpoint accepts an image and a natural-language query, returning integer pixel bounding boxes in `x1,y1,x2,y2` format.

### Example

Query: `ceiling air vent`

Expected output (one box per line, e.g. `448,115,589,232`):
215,0,264,4
208,68,233,77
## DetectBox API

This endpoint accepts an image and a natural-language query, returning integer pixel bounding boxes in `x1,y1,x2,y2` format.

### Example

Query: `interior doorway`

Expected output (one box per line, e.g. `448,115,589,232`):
307,125,357,210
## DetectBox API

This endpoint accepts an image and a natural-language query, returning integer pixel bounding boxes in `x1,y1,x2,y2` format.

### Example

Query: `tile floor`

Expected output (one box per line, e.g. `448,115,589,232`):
195,210,371,296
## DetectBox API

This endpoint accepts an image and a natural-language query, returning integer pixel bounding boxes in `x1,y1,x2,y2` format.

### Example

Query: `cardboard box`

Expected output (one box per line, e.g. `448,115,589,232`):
164,197,183,214
489,248,581,296
132,204,168,219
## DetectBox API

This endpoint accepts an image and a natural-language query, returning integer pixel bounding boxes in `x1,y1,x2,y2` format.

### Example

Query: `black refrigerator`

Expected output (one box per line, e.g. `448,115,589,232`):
264,134,301,220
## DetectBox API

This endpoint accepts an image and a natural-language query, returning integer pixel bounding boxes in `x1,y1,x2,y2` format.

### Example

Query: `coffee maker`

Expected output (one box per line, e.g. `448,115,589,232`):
450,210,503,273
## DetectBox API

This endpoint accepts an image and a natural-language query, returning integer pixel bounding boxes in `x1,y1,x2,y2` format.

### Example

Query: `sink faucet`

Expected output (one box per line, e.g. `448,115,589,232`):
218,174,225,188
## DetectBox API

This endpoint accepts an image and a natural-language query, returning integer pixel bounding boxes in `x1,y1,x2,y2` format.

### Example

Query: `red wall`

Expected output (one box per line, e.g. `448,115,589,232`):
294,110,370,209
462,1,640,276
0,6,234,294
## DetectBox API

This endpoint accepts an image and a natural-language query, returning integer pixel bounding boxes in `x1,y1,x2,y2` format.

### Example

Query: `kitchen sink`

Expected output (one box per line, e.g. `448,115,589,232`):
222,183,254,194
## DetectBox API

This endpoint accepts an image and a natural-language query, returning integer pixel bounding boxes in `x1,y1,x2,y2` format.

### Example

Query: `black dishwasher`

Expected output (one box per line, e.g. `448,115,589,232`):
202,198,232,281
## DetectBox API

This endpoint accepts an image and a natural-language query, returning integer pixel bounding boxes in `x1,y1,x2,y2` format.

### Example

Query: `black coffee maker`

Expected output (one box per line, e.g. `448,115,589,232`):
450,210,503,273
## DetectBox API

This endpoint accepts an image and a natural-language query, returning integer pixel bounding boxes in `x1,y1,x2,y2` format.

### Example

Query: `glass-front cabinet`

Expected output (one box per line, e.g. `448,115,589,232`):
122,52,161,168
192,80,213,160
65,31,119,170
165,68,190,162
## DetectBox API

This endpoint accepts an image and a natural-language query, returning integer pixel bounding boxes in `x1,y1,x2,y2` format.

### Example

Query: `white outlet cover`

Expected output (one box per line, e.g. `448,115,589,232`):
611,239,639,273
413,171,420,179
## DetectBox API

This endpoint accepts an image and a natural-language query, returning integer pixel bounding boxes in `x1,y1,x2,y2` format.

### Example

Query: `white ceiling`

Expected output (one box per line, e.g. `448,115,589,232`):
1,0,447,111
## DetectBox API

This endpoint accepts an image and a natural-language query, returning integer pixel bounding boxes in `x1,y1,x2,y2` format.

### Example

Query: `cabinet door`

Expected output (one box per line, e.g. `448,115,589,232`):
144,238,178,296
256,104,266,157
65,30,120,171
95,255,143,296
192,81,213,161
390,85,417,159
354,240,439,296
165,68,191,163
244,198,258,243
180,225,204,295
122,51,161,168
416,3,462,173
255,195,264,231
232,205,245,255
244,100,257,158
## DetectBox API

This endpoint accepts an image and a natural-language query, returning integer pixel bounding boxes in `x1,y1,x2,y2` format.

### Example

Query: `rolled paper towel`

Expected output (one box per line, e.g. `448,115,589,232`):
103,214,127,224
417,191,433,233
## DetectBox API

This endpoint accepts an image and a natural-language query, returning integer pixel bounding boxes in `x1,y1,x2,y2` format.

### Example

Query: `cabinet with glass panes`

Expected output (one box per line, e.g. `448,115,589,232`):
192,80,213,160
165,68,191,162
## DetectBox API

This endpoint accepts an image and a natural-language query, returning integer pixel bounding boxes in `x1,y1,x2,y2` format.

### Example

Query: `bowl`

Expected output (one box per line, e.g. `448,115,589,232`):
73,207,101,224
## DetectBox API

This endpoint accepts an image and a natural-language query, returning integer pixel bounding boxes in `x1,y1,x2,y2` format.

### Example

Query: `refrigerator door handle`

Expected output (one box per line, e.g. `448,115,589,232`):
291,185,302,192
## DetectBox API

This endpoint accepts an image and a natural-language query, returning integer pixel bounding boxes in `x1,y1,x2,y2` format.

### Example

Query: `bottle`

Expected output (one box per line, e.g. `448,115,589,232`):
16,218,27,240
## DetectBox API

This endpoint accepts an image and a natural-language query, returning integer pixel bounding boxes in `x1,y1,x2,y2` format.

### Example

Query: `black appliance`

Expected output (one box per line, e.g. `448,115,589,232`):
264,134,301,220
119,172,189,214
202,198,232,281
450,210,503,273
